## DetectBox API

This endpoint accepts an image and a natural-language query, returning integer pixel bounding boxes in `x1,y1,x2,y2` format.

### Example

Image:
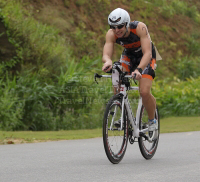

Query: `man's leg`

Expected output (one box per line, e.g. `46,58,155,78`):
139,78,156,120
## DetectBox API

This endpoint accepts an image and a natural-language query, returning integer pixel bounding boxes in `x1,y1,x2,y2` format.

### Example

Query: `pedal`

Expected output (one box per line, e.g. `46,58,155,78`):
139,132,148,140
149,131,153,138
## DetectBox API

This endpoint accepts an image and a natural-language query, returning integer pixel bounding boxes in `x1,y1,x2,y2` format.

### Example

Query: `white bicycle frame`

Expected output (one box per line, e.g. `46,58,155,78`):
101,75,149,138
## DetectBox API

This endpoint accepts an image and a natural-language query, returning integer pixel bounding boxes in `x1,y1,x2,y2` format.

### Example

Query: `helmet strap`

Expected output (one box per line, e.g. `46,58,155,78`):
122,26,128,38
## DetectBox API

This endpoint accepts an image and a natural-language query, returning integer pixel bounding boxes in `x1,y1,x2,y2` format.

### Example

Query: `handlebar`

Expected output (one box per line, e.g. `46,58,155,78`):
94,73,110,84
94,64,137,85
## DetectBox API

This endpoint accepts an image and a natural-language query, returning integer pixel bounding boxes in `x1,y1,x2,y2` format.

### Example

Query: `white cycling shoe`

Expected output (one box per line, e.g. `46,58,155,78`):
148,119,157,131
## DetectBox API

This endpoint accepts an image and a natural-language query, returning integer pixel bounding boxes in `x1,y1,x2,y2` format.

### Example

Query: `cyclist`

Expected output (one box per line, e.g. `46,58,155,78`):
102,8,157,132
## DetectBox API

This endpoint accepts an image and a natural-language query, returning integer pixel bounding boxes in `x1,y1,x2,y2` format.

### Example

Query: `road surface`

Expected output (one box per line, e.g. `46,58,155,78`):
0,131,200,182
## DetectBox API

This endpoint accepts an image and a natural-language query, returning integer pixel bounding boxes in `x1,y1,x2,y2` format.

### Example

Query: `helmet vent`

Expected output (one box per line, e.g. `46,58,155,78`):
109,17,121,23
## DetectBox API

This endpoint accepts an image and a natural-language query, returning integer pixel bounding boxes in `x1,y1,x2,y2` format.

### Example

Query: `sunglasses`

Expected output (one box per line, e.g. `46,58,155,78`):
110,24,125,30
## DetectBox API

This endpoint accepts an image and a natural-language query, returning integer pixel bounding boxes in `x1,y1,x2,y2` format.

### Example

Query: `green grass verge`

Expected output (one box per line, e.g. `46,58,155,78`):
160,116,200,133
0,117,200,144
0,129,102,145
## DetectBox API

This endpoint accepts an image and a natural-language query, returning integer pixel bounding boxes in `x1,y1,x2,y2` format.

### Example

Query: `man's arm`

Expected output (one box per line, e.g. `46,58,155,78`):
102,30,115,72
131,22,152,79
136,22,152,70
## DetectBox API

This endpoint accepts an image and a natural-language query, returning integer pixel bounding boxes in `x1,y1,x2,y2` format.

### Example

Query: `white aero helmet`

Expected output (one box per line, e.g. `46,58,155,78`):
108,8,130,28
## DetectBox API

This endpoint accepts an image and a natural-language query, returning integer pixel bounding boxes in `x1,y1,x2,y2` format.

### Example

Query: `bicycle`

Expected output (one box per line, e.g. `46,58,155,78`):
94,62,160,164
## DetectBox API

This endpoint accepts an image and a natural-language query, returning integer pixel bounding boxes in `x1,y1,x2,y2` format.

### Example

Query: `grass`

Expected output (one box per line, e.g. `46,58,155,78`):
0,129,102,145
0,0,71,75
160,116,200,133
0,117,200,145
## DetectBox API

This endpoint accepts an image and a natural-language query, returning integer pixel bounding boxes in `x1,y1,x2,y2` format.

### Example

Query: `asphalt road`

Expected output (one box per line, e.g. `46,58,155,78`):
0,131,200,182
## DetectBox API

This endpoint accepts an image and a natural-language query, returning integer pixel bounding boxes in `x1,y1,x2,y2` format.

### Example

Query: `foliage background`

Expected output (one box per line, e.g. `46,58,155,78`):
0,0,199,131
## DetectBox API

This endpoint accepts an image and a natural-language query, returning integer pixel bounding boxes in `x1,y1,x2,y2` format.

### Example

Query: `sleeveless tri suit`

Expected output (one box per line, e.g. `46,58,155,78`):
115,21,156,80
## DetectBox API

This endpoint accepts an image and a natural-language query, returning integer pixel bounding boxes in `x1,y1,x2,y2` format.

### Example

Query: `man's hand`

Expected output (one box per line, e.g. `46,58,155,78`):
102,60,112,72
131,69,142,80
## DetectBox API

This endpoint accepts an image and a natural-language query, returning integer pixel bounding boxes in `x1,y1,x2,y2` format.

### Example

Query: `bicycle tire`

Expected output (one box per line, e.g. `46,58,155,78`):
103,94,129,164
138,105,160,159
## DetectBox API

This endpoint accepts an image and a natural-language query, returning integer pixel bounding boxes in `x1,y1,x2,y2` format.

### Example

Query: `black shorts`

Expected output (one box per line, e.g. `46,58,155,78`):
119,46,156,80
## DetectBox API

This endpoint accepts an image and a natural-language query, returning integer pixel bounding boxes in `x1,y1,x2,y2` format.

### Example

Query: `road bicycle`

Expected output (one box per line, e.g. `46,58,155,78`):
94,62,160,164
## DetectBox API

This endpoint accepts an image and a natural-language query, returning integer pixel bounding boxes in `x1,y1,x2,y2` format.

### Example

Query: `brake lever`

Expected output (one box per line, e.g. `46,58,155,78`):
94,73,102,84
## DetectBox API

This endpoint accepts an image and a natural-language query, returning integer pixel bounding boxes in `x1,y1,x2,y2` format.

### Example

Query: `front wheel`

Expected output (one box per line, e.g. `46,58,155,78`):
138,105,160,159
103,94,129,164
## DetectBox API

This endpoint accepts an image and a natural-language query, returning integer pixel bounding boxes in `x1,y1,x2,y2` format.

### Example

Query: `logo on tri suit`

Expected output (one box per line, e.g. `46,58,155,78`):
120,41,124,46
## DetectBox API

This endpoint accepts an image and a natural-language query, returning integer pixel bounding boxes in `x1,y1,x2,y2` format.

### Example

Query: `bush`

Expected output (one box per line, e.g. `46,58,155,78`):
176,56,200,80
0,76,24,131
153,77,200,117
0,55,113,131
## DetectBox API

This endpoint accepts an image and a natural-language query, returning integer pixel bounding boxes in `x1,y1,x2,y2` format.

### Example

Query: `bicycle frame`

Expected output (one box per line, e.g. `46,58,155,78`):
98,75,148,138
119,82,148,138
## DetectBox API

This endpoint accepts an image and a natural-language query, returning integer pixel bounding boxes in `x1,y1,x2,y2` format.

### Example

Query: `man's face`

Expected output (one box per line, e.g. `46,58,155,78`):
110,24,126,38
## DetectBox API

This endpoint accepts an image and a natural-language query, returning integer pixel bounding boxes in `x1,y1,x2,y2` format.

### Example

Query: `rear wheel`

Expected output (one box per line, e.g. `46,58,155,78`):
103,95,129,164
138,105,160,159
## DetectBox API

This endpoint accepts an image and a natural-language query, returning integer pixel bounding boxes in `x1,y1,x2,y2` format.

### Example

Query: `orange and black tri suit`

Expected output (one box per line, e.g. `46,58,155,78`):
115,21,156,80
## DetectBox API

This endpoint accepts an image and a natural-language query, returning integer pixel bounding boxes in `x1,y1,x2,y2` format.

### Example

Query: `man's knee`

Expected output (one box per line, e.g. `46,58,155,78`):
139,88,151,99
